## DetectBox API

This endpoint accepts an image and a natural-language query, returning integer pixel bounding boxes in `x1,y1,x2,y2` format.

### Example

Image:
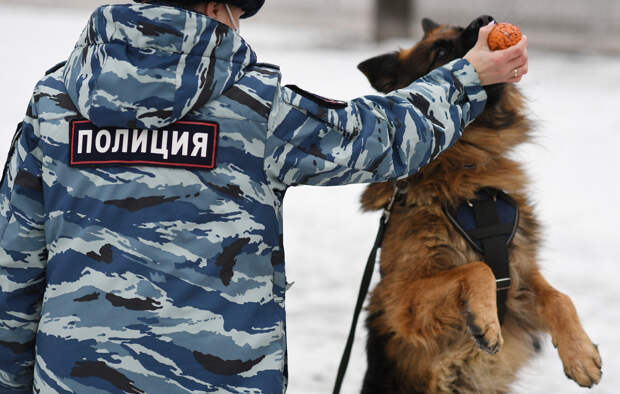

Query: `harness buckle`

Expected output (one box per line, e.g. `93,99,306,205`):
496,277,511,291
382,180,408,224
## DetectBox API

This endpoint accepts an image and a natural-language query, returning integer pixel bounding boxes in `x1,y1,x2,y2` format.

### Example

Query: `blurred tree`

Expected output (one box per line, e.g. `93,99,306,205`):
374,0,414,42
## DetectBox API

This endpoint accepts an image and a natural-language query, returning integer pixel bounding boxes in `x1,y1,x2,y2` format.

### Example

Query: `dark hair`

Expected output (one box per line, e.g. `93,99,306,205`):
134,0,264,18
134,1,203,10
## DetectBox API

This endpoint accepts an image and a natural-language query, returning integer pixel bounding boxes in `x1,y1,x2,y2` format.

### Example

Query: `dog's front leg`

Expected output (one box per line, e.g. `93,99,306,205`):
530,271,602,387
371,261,503,354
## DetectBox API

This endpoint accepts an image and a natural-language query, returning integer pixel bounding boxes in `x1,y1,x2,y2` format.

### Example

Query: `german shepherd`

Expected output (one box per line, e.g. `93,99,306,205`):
357,16,602,393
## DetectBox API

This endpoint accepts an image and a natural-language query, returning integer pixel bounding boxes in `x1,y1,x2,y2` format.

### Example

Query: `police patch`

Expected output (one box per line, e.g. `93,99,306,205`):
69,119,218,169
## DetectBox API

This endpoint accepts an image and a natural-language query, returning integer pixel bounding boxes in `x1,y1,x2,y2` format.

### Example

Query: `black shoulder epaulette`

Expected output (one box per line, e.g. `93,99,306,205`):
285,84,348,109
253,62,280,71
45,61,67,76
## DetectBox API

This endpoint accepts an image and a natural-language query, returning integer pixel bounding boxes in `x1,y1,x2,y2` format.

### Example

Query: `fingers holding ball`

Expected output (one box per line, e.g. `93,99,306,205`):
464,22,529,85
490,23,529,83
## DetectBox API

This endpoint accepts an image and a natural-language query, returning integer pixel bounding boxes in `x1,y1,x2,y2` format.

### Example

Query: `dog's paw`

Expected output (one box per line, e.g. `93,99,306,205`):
557,335,602,388
464,309,503,354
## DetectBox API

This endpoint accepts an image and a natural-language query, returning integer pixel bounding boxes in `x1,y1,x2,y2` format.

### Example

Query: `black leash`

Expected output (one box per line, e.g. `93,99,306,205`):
332,182,406,394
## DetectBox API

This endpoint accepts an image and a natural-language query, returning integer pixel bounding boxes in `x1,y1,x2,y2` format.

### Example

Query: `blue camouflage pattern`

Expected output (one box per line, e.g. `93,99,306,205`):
0,3,487,393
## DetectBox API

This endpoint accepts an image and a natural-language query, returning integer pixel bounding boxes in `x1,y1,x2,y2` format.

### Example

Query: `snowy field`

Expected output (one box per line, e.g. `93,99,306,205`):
1,4,619,393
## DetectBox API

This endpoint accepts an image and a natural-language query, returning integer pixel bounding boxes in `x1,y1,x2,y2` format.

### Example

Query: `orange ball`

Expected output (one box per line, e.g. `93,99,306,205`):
487,23,522,51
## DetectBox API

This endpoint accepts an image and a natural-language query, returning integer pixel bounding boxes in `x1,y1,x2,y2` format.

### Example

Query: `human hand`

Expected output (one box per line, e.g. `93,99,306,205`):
464,22,529,86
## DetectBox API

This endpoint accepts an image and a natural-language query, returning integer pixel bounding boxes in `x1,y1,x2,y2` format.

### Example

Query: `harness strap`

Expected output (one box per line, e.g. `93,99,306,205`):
466,222,513,240
470,197,511,323
332,182,406,394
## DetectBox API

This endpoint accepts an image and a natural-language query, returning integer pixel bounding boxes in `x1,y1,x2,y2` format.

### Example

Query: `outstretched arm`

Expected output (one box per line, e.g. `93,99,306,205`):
265,57,486,187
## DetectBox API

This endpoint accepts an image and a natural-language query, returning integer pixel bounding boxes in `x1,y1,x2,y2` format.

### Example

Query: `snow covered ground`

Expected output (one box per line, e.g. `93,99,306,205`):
1,4,619,393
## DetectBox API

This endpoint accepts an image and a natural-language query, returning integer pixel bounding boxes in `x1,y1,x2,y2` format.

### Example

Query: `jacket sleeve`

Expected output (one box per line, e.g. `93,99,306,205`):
0,98,46,392
264,58,487,186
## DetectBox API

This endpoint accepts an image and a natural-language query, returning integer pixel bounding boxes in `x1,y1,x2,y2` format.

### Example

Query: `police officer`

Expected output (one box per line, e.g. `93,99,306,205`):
0,1,527,392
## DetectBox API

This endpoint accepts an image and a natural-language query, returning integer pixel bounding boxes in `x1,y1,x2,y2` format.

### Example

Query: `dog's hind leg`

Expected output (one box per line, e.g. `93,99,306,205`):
530,270,602,388
370,261,503,355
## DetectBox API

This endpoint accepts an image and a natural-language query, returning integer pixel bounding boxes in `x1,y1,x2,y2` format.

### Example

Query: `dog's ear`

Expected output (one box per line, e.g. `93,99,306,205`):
358,52,401,93
422,18,439,34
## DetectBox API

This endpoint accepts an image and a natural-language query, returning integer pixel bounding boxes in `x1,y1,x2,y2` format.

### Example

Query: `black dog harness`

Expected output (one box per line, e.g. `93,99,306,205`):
443,187,519,323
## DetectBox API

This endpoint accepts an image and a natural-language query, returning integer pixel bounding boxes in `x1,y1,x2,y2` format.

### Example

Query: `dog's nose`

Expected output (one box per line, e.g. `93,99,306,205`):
461,15,495,50
466,15,495,32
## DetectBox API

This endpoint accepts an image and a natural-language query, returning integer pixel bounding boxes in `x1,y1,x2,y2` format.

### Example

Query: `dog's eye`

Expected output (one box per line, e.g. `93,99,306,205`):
427,41,455,74
432,41,452,64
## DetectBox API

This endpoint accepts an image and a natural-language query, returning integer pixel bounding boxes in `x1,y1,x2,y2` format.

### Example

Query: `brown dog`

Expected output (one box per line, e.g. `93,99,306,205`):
357,16,602,393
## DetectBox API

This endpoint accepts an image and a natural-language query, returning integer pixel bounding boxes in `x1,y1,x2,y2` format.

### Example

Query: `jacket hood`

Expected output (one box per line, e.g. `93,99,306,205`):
64,3,257,129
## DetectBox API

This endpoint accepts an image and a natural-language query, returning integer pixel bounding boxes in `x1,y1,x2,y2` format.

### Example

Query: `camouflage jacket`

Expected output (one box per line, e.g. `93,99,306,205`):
0,4,487,393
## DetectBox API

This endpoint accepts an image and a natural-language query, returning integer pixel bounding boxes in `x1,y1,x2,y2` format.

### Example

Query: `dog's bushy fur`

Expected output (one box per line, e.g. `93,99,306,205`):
357,16,602,393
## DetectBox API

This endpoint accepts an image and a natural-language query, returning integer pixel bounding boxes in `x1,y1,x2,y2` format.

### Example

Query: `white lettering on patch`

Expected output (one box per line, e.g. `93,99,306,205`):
70,120,218,169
